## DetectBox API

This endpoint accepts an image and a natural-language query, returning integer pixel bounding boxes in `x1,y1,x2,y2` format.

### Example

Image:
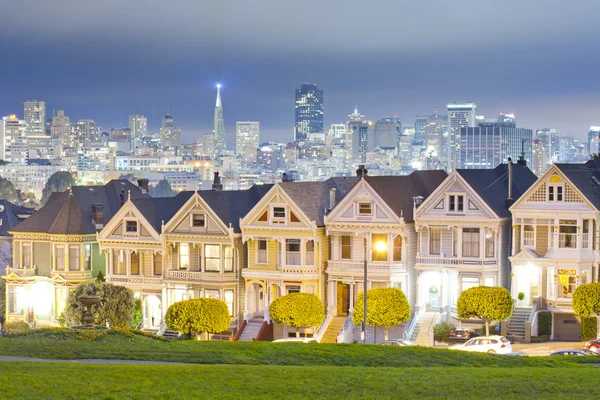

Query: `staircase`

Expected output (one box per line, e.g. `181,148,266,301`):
320,316,347,343
162,330,180,340
238,318,263,341
507,307,530,342
410,311,437,346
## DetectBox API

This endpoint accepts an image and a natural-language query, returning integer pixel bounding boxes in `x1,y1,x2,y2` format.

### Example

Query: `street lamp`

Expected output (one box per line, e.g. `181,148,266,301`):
363,240,388,344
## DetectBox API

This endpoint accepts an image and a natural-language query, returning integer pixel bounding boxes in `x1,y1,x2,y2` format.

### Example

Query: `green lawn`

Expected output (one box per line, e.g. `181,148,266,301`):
1,363,599,399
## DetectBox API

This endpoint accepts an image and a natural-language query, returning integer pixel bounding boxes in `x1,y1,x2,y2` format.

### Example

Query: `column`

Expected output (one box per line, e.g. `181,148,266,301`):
301,239,307,267
349,282,355,312
577,217,583,251
457,228,463,258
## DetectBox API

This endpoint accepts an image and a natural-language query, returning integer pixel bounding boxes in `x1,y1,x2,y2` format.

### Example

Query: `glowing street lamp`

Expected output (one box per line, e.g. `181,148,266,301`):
363,240,388,344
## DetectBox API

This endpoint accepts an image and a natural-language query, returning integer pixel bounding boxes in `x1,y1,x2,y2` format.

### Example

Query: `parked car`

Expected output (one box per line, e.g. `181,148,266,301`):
548,349,598,356
449,327,479,343
584,340,600,354
377,339,415,346
272,337,318,343
451,336,512,354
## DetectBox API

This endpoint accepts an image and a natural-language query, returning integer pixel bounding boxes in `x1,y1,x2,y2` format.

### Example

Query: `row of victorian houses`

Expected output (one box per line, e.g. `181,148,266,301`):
4,157,600,342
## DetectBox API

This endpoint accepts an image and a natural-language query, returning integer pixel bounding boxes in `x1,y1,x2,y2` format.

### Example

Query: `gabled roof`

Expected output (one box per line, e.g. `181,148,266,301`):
280,177,359,226
11,180,149,235
131,191,195,233
456,163,537,218
0,200,34,236
553,159,600,208
364,170,448,222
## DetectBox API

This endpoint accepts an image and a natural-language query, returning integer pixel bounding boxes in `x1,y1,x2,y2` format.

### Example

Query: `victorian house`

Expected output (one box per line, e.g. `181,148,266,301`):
0,200,34,274
509,159,600,341
3,180,147,326
414,161,536,329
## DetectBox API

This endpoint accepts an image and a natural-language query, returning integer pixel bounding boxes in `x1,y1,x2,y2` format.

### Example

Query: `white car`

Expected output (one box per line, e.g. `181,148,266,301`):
451,335,512,354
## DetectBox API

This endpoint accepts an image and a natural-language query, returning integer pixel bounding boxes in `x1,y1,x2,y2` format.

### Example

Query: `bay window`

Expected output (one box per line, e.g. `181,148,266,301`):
372,234,388,261
462,228,480,257
69,245,80,271
23,244,31,267
131,252,139,275
83,244,91,271
113,250,125,275
285,239,301,265
257,240,267,264
224,290,235,317
205,245,220,272
153,253,163,276
55,246,65,271
558,220,577,249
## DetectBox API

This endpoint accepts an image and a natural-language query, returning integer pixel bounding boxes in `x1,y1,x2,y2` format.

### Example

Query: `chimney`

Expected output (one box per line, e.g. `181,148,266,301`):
91,204,104,229
329,188,337,210
137,178,149,194
356,164,368,177
505,158,515,208
517,140,527,166
212,171,223,190
119,189,125,206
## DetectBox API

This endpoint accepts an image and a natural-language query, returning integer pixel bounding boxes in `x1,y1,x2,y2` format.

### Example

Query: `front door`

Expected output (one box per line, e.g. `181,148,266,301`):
337,283,350,315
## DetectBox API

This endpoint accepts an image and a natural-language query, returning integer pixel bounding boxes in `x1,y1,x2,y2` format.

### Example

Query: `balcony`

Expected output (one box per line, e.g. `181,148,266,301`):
415,256,497,267
326,260,405,276
4,266,37,277
110,275,163,286
164,269,236,282
559,233,577,249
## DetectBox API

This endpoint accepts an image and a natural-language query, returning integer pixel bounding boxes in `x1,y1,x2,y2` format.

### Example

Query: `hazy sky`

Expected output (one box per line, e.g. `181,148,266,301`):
2,0,600,143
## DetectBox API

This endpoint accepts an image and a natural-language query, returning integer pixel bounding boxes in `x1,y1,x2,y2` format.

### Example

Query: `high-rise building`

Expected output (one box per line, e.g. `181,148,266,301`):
347,106,364,122
196,133,214,157
23,101,46,135
160,114,181,148
51,110,72,145
213,84,226,155
348,120,370,162
294,84,324,142
235,121,260,165
74,120,101,147
0,115,28,165
369,117,401,152
588,126,600,156
129,114,147,150
327,124,347,146
531,138,547,176
414,115,428,143
447,103,476,170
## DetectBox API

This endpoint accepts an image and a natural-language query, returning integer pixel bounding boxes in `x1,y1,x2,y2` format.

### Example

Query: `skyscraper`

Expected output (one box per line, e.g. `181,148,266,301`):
74,119,100,147
0,115,28,165
51,110,72,145
447,103,476,170
213,84,226,155
588,126,600,155
129,114,147,150
235,121,259,165
23,101,46,135
160,114,181,148
294,84,324,142
348,120,370,162
370,117,401,151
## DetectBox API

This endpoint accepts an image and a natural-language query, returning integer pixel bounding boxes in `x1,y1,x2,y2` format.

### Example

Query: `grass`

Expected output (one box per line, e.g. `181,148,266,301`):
1,363,599,399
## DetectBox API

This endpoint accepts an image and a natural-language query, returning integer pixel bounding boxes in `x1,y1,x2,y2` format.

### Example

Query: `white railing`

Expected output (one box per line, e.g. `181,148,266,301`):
337,314,356,343
428,312,443,346
257,250,267,264
416,256,497,266
559,233,577,249
157,319,167,336
305,252,315,266
527,303,538,338
327,261,406,273
314,312,334,343
583,233,589,249
286,252,301,266
403,306,421,341
523,231,535,247
165,270,235,281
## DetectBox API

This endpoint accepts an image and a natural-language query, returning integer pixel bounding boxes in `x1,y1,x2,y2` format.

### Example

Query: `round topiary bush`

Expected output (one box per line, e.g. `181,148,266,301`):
166,298,231,338
352,287,411,340
457,286,512,336
269,293,325,330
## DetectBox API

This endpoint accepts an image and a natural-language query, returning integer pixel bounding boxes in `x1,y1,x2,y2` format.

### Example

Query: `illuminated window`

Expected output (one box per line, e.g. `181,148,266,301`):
179,243,189,269
224,246,233,272
69,246,80,271
485,229,494,258
393,235,402,261
83,244,91,271
154,253,163,275
131,252,139,275
205,245,220,272
224,290,235,316
55,246,65,271
372,234,388,261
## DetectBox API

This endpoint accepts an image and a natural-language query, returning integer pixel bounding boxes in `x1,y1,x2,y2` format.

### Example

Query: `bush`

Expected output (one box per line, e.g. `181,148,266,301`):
457,286,512,336
581,316,598,341
0,278,5,325
352,288,410,340
2,321,30,335
573,282,600,317
63,282,135,328
537,311,552,336
131,298,143,329
530,335,549,343
518,292,525,301
166,298,230,338
433,322,453,344
270,293,325,331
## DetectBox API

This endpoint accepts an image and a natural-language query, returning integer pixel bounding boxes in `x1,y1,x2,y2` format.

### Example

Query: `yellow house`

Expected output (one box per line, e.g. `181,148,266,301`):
239,177,357,340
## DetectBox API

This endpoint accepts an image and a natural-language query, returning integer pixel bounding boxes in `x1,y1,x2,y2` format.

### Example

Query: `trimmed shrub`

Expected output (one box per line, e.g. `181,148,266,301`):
537,311,552,337
166,298,230,338
433,322,454,344
573,282,600,317
581,316,598,341
457,286,512,336
518,292,525,301
63,282,135,328
2,321,30,334
270,293,325,330
131,298,143,330
352,288,410,340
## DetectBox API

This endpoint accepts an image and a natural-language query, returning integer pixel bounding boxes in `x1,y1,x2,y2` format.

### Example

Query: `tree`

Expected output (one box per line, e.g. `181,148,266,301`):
457,286,513,336
166,298,230,339
149,179,175,198
131,297,143,330
0,178,19,203
572,282,600,340
41,171,75,204
352,288,411,340
63,282,104,327
63,282,135,328
269,293,325,336
0,278,6,326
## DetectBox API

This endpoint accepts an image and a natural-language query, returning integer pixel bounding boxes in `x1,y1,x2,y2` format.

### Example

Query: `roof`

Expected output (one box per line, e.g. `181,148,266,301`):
457,163,537,218
553,159,600,209
131,191,195,233
364,170,448,222
280,177,359,226
0,200,34,237
10,180,149,235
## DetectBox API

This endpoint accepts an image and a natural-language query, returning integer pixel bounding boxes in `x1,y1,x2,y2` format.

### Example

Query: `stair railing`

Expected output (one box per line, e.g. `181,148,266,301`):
157,319,167,337
314,312,334,343
232,319,247,341
336,314,356,343
403,306,421,341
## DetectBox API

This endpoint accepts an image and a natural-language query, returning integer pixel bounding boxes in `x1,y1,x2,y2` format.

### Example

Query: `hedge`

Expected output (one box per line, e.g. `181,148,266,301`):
537,311,552,337
269,293,325,329
433,322,453,344
581,316,598,341
166,298,230,337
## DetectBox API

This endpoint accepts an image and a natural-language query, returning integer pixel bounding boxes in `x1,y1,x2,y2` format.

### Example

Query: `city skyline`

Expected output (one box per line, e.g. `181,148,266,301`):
2,1,600,143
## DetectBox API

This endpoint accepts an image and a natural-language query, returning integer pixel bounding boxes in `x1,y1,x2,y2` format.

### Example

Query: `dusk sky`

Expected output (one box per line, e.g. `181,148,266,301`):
2,0,600,144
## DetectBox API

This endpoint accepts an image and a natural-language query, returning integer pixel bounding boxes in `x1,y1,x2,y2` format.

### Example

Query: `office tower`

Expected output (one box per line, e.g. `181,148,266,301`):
348,120,370,163
74,120,101,147
294,83,324,142
129,114,147,149
370,117,402,151
414,115,428,143
423,112,446,164
196,133,214,157
347,106,364,122
109,128,131,142
537,128,559,166
0,115,28,165
51,110,72,144
531,138,547,176
213,84,226,155
588,126,600,155
447,103,476,170
235,121,260,165
328,123,347,146
160,114,181,148
23,101,46,135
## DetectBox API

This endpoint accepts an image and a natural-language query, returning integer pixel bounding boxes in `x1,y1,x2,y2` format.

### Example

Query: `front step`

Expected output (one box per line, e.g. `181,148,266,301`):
320,316,347,344
238,320,263,341
162,330,180,340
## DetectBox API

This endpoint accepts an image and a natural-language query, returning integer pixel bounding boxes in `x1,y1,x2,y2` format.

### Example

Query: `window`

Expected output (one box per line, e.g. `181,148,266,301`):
205,289,220,299
179,243,189,269
461,276,480,292
484,277,494,287
55,246,65,271
341,236,352,260
485,229,494,258
462,228,480,257
8,286,24,315
305,240,315,265
23,244,31,267
83,244,91,271
429,228,441,255
257,240,267,264
393,235,402,261
358,202,372,215
285,239,301,265
372,234,388,261
523,225,535,247
548,185,563,202
449,195,464,212
205,245,220,272
272,207,286,220
287,285,301,294
559,220,577,249
69,246,80,271
224,290,235,316
558,274,576,298
126,221,138,233
113,250,125,275
131,252,140,275
192,214,205,227
583,220,590,248
224,246,233,272
154,253,163,275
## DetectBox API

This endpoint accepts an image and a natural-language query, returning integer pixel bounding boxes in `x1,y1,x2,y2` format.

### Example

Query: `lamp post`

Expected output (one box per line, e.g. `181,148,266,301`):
363,240,388,344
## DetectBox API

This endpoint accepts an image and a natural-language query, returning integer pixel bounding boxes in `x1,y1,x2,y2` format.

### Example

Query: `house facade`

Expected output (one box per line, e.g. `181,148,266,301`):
0,200,34,275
